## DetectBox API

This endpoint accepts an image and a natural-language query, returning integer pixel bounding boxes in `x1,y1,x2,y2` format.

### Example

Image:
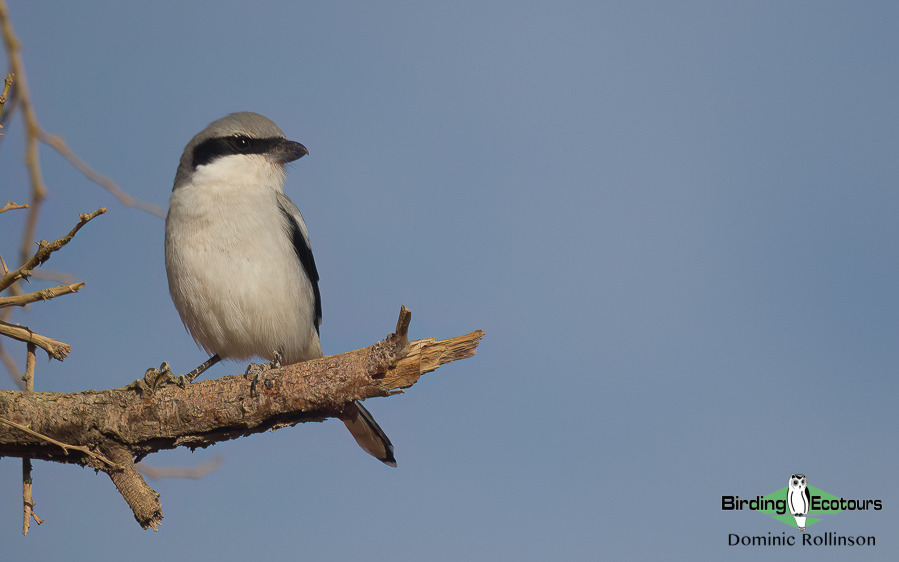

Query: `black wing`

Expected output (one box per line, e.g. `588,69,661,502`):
277,199,322,334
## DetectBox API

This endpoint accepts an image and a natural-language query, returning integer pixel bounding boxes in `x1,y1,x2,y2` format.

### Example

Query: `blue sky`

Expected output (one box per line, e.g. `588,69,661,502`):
1,1,897,560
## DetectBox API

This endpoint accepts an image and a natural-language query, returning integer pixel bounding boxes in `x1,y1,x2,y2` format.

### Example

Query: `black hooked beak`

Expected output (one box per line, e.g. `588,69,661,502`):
267,139,308,164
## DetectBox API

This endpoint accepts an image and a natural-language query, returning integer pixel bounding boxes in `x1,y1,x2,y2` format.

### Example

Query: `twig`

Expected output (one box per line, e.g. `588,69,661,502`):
0,341,24,389
39,133,166,218
0,321,70,361
0,72,11,130
105,446,162,530
0,3,162,286
0,416,121,470
23,341,35,392
0,0,47,265
22,458,41,535
29,269,76,284
0,308,484,529
395,304,412,345
0,200,27,213
137,456,225,480
21,343,41,535
0,207,106,292
0,302,23,386
0,282,86,308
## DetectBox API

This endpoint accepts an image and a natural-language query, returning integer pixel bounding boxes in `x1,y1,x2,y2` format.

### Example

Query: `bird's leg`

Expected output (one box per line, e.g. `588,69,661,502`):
248,351,284,397
178,354,222,386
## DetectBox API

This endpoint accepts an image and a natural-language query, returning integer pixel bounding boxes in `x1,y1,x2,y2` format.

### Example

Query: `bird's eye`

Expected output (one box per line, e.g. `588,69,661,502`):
234,136,250,150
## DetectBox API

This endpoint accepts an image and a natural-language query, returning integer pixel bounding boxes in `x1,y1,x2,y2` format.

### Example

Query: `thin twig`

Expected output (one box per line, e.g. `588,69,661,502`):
0,282,86,308
0,416,121,470
22,458,42,534
0,270,72,295
1,1,163,220
23,341,35,392
0,341,24,389
29,269,76,284
0,207,106,293
137,456,225,481
0,300,21,384
0,0,162,302
0,0,47,265
0,200,27,213
39,133,166,218
21,343,41,535
0,72,12,127
0,321,70,361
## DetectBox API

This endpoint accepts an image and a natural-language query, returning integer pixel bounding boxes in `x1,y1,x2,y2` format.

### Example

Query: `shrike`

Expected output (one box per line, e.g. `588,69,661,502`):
164,112,396,467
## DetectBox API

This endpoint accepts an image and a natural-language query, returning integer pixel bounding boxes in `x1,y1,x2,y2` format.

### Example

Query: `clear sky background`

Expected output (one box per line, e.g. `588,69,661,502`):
1,1,896,560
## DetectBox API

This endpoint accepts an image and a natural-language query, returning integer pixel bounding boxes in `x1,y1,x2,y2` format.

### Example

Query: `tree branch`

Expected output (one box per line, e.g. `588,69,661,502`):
0,0,163,221
0,207,105,292
21,343,41,535
0,307,484,529
0,72,12,127
21,457,41,534
0,282,85,308
0,0,47,263
0,321,70,360
0,341,24,389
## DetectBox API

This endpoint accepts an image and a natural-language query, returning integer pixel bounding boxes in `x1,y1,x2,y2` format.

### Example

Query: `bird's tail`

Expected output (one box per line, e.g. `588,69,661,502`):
343,400,397,467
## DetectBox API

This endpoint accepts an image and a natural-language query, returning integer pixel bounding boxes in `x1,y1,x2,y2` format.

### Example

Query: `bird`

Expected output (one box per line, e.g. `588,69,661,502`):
164,111,396,467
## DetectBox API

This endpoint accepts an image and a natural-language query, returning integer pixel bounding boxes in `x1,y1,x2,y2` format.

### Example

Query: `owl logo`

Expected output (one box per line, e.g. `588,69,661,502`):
788,474,810,532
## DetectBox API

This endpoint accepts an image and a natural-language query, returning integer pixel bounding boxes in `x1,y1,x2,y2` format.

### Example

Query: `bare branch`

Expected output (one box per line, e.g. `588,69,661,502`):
0,0,47,264
0,321,70,361
395,304,411,345
39,132,166,218
1,0,163,226
22,458,42,535
137,456,224,481
29,269,76,284
106,446,161,530
0,72,12,126
0,282,85,309
23,341,35,392
0,207,105,292
0,309,484,529
0,340,24,389
0,301,25,387
21,343,41,535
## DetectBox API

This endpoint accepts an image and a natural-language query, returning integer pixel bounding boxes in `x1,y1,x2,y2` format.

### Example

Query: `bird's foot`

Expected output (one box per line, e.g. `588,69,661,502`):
147,362,175,389
269,351,283,370
247,351,284,397
127,362,176,394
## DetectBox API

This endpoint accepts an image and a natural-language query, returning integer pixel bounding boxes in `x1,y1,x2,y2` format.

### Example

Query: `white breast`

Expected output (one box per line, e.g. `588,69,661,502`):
165,156,322,364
